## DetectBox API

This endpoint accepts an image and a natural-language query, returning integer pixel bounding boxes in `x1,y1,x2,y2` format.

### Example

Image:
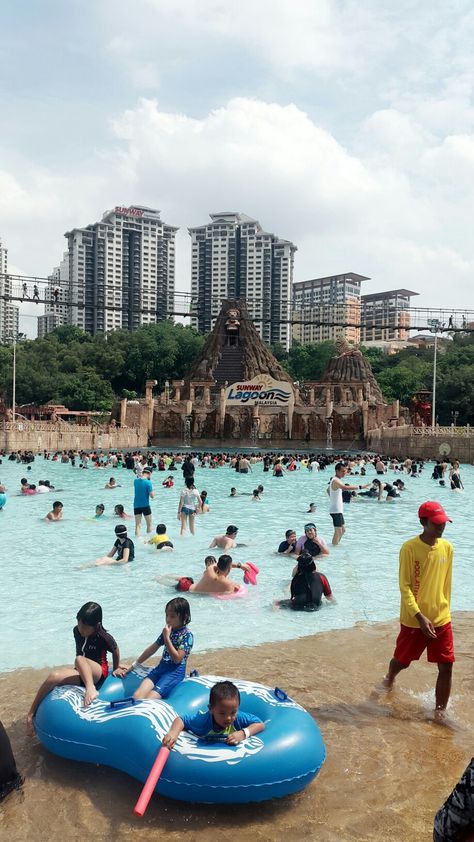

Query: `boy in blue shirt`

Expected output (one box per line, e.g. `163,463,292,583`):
162,680,265,747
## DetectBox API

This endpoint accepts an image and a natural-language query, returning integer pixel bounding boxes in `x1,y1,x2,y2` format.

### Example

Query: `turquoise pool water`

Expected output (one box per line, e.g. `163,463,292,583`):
0,456,471,672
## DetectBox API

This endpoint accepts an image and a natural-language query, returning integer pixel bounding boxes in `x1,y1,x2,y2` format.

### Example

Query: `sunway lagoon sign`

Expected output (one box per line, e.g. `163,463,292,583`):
225,374,293,407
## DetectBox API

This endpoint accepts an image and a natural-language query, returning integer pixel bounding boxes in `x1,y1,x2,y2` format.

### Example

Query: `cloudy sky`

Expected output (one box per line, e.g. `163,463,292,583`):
2,0,474,334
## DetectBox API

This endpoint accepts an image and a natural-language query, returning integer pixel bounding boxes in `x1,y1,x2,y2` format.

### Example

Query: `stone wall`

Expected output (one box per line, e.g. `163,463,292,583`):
0,421,148,453
367,426,474,461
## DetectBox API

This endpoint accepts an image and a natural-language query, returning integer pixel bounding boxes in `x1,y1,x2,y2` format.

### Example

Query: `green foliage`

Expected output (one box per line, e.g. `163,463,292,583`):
269,341,336,381
2,323,473,423
0,322,205,410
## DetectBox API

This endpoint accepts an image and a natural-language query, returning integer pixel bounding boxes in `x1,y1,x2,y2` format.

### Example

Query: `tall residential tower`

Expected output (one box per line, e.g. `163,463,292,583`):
39,205,177,336
0,236,19,343
189,212,296,349
292,273,368,345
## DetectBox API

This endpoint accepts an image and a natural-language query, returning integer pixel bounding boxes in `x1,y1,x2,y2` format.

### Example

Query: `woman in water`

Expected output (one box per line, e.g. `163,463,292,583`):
449,460,464,491
177,477,202,535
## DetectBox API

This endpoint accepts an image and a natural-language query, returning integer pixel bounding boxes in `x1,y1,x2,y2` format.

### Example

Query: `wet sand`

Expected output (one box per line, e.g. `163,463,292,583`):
1,613,473,842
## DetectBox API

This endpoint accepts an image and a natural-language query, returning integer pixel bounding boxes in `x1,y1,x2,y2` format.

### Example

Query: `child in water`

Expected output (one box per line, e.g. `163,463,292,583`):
27,602,121,731
118,597,192,700
92,524,135,565
162,680,265,748
114,504,132,519
146,523,174,550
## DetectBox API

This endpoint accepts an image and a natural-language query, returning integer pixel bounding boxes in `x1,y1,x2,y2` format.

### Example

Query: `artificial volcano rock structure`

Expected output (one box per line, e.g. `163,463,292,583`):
319,339,385,403
186,299,294,390
118,302,403,446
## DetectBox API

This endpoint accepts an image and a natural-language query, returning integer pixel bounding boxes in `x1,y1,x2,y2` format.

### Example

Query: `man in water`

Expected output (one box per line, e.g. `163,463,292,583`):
46,501,63,521
327,463,369,545
381,501,454,721
208,525,239,550
178,554,248,594
133,467,154,536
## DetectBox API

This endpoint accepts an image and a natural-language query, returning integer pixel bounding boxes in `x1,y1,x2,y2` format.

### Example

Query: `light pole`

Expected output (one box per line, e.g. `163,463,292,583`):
10,331,24,423
428,319,440,432
12,334,16,423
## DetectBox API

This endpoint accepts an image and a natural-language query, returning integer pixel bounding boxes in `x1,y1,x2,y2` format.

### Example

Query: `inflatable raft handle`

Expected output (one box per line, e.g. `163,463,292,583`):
133,746,170,816
109,697,136,709
274,687,288,702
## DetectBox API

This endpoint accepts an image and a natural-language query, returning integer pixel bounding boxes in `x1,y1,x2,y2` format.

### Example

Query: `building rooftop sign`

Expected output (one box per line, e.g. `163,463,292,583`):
115,206,145,217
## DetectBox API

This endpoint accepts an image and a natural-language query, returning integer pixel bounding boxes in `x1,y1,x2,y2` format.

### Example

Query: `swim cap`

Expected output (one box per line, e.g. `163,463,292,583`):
114,524,127,535
304,523,316,531
226,525,238,535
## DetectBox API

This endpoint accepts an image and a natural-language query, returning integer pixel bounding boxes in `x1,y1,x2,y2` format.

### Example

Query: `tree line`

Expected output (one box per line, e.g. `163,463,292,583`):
0,323,472,424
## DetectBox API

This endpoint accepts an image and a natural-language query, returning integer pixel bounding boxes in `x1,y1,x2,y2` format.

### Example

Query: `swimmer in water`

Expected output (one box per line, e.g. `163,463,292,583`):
209,525,239,550
277,529,297,555
114,504,132,520
306,502,316,513
104,477,120,489
45,501,63,521
229,487,238,497
94,504,105,518
88,524,135,566
146,522,174,551
177,554,250,594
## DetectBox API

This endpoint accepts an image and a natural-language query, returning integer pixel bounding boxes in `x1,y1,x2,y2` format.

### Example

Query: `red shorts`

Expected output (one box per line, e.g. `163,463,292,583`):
393,622,454,665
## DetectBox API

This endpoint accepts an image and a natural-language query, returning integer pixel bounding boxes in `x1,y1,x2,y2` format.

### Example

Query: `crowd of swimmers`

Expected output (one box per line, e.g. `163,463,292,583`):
1,446,472,836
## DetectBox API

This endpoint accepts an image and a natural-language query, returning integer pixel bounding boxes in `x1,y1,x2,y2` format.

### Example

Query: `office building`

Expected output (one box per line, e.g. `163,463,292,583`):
189,212,296,349
360,289,419,343
292,272,368,345
38,206,178,337
0,236,19,343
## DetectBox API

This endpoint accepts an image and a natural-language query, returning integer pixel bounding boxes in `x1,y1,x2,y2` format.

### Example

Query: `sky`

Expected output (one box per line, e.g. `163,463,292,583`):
1,0,474,335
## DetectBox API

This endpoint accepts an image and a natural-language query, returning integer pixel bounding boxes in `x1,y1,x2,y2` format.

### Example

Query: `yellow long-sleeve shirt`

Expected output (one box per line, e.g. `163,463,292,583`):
399,536,453,628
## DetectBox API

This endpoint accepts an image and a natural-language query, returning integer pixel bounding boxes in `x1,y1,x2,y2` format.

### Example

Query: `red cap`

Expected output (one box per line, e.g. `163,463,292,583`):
418,501,452,524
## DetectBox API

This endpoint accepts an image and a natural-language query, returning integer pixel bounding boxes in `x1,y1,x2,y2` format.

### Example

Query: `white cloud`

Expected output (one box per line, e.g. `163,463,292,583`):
107,96,474,308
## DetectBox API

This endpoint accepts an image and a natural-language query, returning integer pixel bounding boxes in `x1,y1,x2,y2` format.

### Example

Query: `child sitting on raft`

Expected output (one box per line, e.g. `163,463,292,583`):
146,523,174,550
118,598,192,700
27,602,121,731
162,680,265,748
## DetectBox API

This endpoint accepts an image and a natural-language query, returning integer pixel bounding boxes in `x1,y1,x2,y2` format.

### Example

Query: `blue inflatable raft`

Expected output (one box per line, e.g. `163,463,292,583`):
34,671,326,804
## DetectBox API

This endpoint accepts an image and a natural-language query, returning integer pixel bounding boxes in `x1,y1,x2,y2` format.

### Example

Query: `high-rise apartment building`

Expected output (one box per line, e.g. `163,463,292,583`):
189,212,296,349
292,273,368,345
39,206,178,337
0,236,19,343
37,251,70,338
360,289,419,343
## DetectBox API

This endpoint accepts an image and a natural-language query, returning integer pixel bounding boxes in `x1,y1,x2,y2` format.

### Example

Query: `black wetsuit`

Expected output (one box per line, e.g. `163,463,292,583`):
290,570,331,610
